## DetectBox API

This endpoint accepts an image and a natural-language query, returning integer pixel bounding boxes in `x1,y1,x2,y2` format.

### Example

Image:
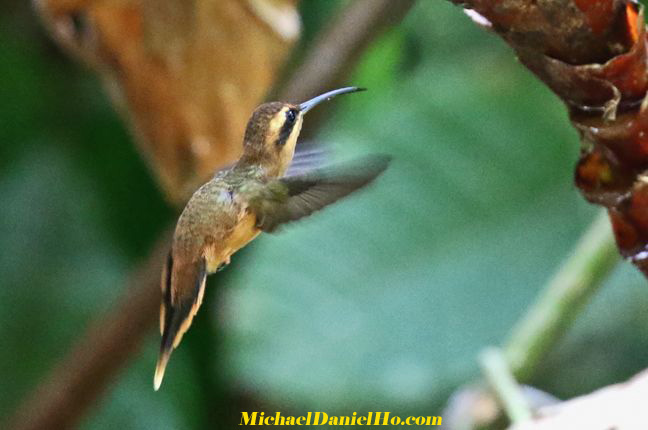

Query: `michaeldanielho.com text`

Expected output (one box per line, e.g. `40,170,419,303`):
240,412,442,426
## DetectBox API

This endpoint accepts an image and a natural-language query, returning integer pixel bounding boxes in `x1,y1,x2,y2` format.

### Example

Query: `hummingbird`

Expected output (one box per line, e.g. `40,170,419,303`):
154,87,390,390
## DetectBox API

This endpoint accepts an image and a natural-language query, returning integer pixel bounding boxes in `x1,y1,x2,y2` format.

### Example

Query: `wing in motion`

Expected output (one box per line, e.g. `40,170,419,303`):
247,154,391,232
284,145,329,177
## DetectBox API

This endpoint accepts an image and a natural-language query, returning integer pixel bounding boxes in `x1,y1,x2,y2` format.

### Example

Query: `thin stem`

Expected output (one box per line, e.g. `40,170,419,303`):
480,347,533,424
505,210,620,381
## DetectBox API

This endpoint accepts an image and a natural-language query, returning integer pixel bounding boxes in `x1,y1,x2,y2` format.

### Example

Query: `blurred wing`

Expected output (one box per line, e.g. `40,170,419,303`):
212,144,327,179
284,144,329,177
248,154,391,233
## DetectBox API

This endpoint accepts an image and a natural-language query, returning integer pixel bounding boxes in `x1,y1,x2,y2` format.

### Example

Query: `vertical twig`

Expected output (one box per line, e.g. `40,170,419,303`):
480,347,533,424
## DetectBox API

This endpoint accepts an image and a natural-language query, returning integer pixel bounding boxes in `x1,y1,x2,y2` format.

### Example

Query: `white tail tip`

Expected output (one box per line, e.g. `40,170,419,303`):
153,354,169,391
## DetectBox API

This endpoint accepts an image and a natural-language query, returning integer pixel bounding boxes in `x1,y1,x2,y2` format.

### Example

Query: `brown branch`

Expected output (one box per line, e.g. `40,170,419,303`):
279,0,415,102
279,0,415,138
5,1,416,429
7,230,171,430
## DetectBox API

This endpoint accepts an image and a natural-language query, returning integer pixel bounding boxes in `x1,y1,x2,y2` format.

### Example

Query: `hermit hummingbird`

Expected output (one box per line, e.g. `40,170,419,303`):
154,87,390,390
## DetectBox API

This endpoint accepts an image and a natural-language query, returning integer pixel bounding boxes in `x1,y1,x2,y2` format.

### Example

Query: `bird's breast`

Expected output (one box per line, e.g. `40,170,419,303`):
204,211,260,273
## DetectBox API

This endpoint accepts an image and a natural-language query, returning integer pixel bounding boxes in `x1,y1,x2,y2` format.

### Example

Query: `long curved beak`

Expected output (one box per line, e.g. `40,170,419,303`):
299,87,365,114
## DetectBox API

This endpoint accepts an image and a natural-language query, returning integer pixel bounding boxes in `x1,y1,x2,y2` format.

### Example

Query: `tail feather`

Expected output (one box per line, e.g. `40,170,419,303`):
154,257,207,391
160,252,173,335
154,350,171,391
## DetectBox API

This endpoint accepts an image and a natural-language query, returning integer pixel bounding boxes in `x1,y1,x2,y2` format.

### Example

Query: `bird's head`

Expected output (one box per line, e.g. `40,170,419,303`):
239,87,365,176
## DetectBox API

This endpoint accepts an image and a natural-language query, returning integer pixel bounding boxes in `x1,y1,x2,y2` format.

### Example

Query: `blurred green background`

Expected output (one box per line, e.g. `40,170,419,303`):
2,1,648,429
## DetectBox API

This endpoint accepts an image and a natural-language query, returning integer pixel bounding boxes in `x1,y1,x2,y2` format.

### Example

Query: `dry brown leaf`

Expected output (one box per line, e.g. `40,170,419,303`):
35,0,300,204
457,0,648,278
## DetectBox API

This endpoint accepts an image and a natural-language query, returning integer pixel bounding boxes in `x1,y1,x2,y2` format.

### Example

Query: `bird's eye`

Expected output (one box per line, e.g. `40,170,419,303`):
285,108,297,123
